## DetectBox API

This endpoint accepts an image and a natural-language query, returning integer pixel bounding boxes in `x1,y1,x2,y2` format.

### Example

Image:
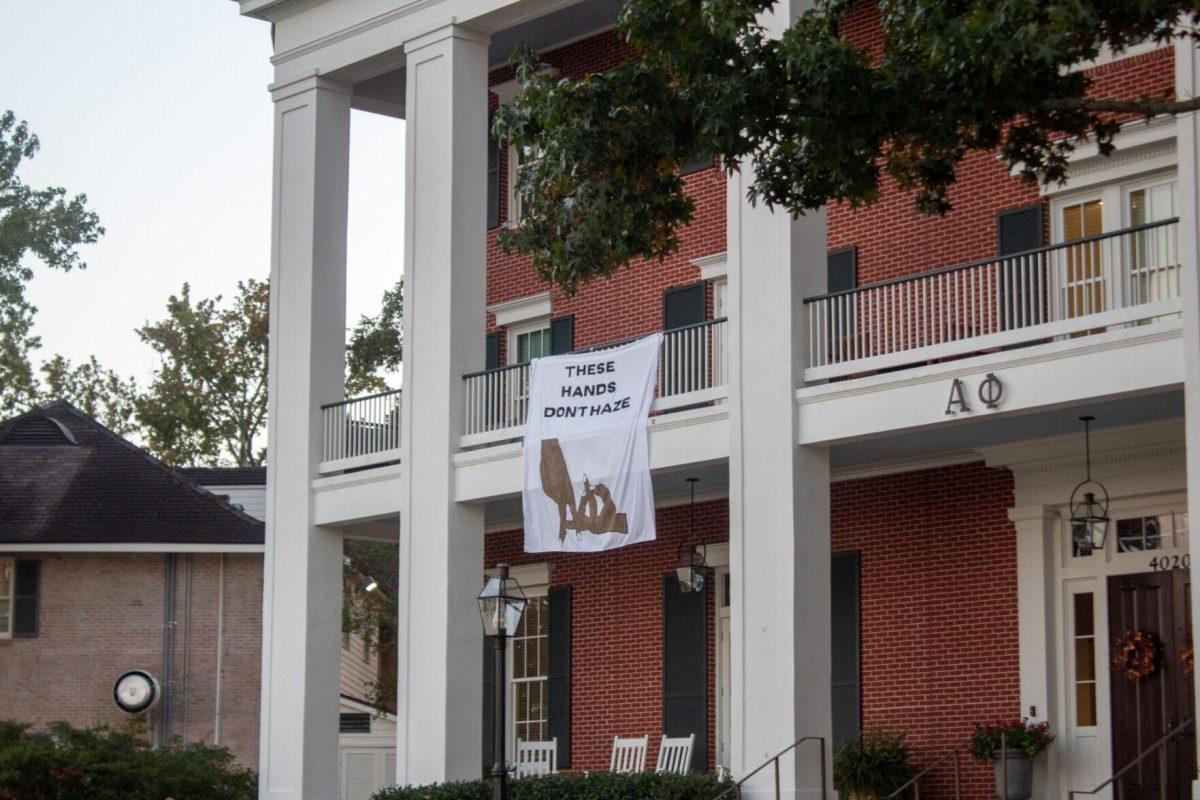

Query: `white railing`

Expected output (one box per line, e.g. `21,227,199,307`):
805,218,1181,380
319,389,402,474
462,317,728,448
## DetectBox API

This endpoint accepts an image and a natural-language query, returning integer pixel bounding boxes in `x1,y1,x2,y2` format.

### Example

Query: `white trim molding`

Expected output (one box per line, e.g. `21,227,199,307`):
692,252,728,282
486,561,553,589
488,293,552,327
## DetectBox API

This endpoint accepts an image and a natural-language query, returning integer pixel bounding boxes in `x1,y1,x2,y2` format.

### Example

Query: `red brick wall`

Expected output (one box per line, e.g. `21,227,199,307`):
485,499,728,772
0,552,262,768
827,4,1177,287
486,31,728,356
487,460,1017,795
832,462,1018,800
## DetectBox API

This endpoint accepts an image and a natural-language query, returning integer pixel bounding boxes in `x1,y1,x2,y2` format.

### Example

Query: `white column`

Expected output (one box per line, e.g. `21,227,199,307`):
395,23,490,786
727,2,831,792
1011,506,1059,800
1175,32,1200,800
259,75,351,800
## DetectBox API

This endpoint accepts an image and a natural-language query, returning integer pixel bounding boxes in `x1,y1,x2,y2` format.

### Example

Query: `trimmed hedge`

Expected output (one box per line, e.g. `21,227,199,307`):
373,771,732,800
0,720,257,800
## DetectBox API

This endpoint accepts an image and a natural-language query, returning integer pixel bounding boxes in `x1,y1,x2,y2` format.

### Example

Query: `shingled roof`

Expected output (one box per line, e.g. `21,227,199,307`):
179,466,266,486
0,401,264,546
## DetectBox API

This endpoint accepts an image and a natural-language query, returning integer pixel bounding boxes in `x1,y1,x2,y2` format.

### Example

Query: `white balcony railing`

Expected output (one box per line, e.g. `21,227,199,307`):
461,317,729,448
319,389,402,474
805,218,1181,380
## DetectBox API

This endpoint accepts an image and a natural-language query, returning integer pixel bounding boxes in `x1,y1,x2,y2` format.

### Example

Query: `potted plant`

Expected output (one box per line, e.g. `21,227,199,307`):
970,719,1054,800
833,731,915,800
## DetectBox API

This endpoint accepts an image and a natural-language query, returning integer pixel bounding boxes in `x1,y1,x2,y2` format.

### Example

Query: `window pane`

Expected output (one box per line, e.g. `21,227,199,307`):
1073,592,1097,727
1074,592,1094,636
0,562,9,597
1076,683,1097,727
1075,637,1095,681
0,600,9,634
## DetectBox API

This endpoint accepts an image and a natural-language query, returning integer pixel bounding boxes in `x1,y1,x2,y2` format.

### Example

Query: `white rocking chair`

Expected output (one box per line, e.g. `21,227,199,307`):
654,734,695,775
514,738,557,779
610,735,649,773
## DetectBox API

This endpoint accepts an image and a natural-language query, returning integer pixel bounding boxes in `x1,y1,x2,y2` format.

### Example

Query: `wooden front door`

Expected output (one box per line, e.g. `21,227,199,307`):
1107,570,1195,800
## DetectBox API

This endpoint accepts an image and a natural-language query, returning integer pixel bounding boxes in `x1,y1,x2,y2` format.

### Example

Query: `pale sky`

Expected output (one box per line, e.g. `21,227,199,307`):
1,0,405,384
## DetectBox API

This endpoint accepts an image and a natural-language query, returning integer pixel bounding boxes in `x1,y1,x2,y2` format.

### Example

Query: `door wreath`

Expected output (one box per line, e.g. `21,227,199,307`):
1112,630,1160,683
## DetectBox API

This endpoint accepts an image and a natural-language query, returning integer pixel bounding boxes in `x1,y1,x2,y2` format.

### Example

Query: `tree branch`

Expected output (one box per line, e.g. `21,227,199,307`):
1040,95,1200,116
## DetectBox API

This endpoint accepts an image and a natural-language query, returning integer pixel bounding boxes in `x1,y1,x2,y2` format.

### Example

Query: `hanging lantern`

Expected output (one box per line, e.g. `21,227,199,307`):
676,478,707,592
477,563,527,636
1070,416,1110,552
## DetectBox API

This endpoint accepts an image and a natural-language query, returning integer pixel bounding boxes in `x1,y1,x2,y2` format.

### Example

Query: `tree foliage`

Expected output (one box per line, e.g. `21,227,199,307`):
346,277,404,395
0,111,103,412
135,280,269,467
40,355,139,437
493,0,1200,292
0,720,256,800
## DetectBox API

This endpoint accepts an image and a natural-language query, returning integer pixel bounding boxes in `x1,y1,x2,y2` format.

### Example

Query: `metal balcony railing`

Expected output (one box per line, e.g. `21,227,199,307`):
319,388,402,474
804,218,1181,380
461,317,728,448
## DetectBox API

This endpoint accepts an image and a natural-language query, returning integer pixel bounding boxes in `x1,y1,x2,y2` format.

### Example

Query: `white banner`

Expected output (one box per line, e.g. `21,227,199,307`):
522,333,662,553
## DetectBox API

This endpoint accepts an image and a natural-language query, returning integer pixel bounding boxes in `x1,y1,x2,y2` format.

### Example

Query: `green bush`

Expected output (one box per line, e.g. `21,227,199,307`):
832,731,915,800
373,770,733,800
0,720,257,800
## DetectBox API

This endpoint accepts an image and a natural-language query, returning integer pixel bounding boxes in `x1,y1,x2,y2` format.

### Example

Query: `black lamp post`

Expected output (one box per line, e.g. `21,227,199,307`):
1070,415,1111,553
477,564,526,800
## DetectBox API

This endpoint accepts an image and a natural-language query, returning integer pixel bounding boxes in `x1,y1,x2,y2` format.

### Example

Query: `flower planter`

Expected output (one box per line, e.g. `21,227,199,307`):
992,750,1033,800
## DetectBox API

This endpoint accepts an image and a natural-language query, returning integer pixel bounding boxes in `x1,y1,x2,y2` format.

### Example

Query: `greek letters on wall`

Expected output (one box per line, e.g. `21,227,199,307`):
522,333,662,553
945,373,1004,416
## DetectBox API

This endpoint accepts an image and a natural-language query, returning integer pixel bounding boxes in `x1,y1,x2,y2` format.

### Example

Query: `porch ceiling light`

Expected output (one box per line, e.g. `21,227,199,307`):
477,563,526,637
676,477,707,593
1070,415,1110,552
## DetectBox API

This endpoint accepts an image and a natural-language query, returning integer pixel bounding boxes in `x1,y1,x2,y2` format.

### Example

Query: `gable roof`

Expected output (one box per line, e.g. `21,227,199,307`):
179,466,267,486
0,401,264,546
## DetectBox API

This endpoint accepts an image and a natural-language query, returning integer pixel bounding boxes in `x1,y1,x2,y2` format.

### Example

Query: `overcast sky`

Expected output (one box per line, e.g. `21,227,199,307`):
1,0,404,383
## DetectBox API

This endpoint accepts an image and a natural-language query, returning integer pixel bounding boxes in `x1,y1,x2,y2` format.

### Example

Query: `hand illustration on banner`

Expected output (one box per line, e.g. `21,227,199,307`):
522,333,662,553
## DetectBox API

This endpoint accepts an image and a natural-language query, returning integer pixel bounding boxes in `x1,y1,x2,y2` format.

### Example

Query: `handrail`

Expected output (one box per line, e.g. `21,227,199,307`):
1068,718,1193,800
462,317,729,380
711,736,826,800
320,387,401,411
803,217,1179,304
887,731,1009,800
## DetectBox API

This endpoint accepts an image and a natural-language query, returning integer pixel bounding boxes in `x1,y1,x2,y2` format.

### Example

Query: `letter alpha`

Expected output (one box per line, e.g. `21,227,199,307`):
945,379,970,415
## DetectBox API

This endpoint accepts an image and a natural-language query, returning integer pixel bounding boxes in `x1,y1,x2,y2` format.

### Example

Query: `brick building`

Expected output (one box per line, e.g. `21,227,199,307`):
234,2,1200,800
0,402,398,799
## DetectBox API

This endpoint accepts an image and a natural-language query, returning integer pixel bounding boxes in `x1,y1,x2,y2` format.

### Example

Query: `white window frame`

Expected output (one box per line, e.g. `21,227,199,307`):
507,318,552,366
506,582,550,758
0,557,13,639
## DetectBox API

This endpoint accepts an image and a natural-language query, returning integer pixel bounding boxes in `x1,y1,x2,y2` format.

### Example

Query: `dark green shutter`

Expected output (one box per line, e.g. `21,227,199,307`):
997,205,1044,333
549,315,575,356
663,283,706,331
487,137,501,229
13,560,40,638
662,574,708,772
827,247,857,294
830,552,861,754
482,636,496,775
548,586,573,767
998,205,1043,255
485,332,501,370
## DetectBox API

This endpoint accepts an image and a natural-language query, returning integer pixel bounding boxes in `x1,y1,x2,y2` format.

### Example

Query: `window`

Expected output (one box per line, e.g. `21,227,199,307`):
1116,515,1167,553
1126,180,1178,307
1073,592,1097,727
0,558,11,639
509,593,550,747
507,144,541,226
1060,197,1105,318
513,321,554,367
